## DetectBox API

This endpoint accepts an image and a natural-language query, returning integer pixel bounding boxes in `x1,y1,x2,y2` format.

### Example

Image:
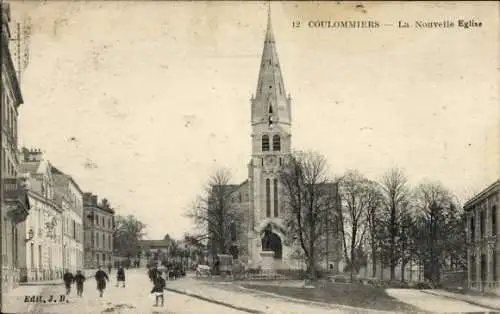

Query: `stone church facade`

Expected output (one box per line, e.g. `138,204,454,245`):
217,10,343,271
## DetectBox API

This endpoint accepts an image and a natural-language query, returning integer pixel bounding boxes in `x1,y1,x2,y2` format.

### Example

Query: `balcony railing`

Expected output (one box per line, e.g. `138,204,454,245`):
2,177,30,223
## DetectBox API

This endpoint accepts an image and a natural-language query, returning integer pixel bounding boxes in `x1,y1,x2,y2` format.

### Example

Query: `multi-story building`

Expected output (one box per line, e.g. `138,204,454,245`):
52,166,84,273
18,149,63,282
465,179,499,295
1,2,31,292
83,193,115,268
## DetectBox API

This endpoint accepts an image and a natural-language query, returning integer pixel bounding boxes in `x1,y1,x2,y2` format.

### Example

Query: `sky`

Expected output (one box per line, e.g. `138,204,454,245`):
9,1,499,240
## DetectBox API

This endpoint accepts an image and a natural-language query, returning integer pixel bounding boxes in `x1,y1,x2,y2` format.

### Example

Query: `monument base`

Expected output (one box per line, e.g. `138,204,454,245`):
260,250,276,274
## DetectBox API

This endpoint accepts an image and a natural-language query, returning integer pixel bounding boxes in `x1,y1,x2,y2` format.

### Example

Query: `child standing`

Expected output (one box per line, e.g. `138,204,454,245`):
150,272,166,307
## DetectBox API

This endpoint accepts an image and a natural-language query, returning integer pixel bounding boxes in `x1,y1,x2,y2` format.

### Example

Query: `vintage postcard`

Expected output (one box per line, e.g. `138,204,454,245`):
1,1,499,313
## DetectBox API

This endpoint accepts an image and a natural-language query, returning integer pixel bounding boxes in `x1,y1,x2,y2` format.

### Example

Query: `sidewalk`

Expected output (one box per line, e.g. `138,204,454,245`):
422,289,500,311
20,269,97,286
166,277,384,314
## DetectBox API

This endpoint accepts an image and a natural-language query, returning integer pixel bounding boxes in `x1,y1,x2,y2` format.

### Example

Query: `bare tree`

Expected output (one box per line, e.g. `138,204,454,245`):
364,181,384,278
338,170,373,282
185,168,242,257
412,180,461,285
279,151,337,280
397,201,415,282
379,168,410,281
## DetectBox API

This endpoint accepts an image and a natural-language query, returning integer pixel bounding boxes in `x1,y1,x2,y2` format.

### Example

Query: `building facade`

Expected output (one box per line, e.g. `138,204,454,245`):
18,149,64,282
52,167,84,273
465,179,499,295
208,10,341,270
1,2,31,292
83,193,115,268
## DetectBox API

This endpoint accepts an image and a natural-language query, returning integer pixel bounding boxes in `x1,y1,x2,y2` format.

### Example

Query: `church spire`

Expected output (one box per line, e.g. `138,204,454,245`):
265,2,275,44
253,4,290,124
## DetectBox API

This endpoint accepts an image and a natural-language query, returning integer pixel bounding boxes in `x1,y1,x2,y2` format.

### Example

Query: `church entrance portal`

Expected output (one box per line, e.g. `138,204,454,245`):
261,229,282,259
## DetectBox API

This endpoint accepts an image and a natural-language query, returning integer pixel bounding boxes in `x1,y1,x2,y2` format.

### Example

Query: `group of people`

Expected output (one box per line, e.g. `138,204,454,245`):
62,265,126,298
62,264,170,308
63,270,86,297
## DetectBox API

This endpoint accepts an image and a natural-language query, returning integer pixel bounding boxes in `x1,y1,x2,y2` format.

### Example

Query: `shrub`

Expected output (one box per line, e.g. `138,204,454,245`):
415,281,432,289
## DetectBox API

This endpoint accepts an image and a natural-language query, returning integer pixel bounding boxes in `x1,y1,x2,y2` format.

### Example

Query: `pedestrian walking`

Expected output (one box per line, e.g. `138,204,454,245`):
94,266,109,298
107,263,112,274
116,266,126,287
74,270,86,297
63,269,74,296
151,272,166,307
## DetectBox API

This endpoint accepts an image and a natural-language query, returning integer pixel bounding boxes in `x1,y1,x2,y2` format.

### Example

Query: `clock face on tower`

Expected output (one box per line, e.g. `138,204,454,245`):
264,155,277,168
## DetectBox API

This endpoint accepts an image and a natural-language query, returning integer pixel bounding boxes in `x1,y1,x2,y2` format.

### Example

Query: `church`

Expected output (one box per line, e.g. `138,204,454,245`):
212,8,342,271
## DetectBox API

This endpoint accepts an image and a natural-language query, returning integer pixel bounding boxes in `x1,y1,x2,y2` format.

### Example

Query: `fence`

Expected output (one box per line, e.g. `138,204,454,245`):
2,267,21,292
469,280,500,295
441,271,467,288
19,267,64,283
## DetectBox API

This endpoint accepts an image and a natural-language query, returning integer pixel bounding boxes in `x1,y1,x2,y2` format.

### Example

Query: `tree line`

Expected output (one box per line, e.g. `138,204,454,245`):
185,150,468,284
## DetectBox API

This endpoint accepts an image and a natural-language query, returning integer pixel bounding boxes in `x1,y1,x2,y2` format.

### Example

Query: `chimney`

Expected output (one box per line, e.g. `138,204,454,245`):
101,198,109,208
91,195,98,206
21,147,44,162
83,192,91,202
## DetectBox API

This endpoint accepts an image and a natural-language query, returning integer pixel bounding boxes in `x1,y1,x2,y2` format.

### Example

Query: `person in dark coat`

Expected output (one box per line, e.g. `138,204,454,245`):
74,270,86,297
107,263,112,274
148,267,158,282
116,266,125,287
94,266,109,298
63,269,74,295
151,272,166,307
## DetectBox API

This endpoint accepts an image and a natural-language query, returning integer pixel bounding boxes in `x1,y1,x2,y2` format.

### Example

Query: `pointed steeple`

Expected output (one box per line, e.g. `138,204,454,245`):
253,4,290,124
264,3,275,44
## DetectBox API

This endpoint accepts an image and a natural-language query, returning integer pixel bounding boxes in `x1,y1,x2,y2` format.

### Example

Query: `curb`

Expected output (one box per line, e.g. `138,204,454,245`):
421,290,500,312
165,287,265,314
236,284,393,314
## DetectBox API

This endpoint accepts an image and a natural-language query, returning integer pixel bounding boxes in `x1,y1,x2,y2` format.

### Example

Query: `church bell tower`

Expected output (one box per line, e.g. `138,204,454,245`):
248,6,292,264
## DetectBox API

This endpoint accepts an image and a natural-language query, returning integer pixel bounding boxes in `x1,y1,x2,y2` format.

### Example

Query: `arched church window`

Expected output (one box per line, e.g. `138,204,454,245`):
266,179,271,218
262,135,270,151
273,179,278,217
272,135,281,151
